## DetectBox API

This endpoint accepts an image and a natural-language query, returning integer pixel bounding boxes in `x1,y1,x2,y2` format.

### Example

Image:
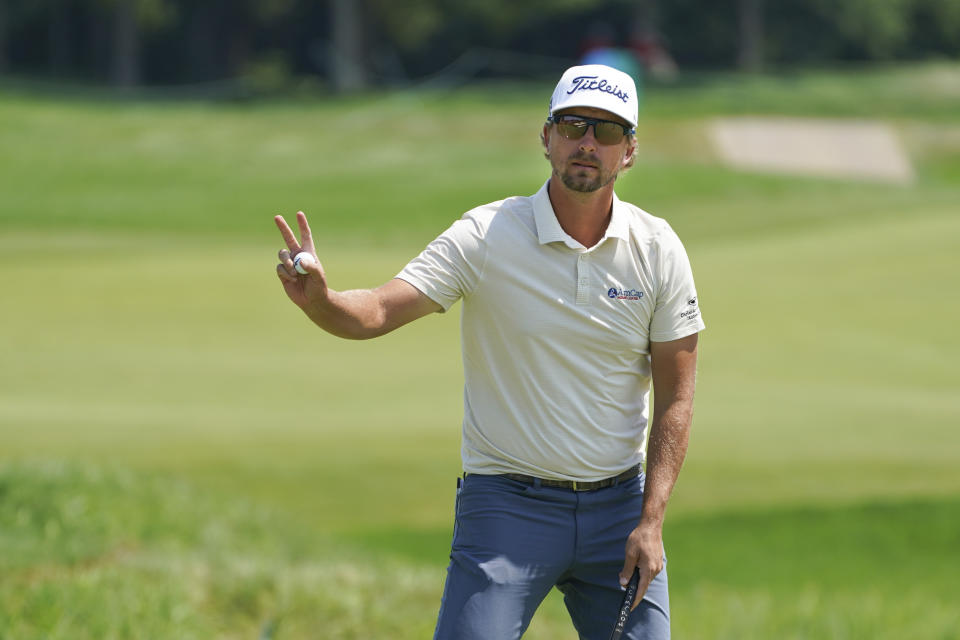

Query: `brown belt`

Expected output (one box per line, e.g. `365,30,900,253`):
499,464,641,492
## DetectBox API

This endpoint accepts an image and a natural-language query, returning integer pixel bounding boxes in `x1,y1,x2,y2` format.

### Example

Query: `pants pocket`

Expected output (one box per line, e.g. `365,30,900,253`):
451,476,463,544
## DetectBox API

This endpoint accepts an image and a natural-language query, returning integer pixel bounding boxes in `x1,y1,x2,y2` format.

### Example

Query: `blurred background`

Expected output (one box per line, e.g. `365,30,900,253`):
1,1,958,639
1,0,960,90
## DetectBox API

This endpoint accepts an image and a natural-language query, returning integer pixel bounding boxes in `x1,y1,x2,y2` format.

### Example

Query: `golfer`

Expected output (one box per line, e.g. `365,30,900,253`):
274,64,704,640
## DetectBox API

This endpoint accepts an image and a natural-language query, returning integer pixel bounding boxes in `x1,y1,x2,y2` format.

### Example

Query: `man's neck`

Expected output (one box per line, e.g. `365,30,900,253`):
546,178,615,248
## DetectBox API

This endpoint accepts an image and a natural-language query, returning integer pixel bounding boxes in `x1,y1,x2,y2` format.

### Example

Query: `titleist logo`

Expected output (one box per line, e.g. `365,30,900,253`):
566,75,630,103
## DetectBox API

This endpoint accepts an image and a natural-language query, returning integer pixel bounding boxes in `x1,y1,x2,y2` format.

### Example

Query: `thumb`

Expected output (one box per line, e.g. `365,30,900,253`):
296,252,327,286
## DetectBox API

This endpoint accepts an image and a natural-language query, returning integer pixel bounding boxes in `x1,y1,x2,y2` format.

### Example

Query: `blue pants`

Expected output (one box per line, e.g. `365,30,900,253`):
433,473,670,639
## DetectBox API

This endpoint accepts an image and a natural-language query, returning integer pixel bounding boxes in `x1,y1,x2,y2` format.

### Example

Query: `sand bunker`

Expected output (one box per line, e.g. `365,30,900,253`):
710,117,914,184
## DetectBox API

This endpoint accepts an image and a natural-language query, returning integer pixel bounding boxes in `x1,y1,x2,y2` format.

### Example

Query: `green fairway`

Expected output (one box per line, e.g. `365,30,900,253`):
2,64,959,638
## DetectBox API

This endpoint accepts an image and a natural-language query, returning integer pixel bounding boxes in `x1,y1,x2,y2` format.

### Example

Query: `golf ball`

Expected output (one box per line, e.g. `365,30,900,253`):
293,252,314,275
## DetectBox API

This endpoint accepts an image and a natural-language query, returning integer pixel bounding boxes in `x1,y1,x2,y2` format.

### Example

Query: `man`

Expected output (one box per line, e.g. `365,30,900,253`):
274,64,704,639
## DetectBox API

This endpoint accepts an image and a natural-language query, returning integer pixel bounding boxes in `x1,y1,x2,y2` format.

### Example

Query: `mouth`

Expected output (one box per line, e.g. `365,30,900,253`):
569,154,600,170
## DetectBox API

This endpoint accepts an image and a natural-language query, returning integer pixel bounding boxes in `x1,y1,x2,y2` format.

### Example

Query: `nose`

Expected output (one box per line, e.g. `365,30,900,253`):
578,125,599,151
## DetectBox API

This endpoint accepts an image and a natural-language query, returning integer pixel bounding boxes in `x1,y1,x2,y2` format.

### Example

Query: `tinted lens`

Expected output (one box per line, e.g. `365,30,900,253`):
557,120,588,140
594,121,626,145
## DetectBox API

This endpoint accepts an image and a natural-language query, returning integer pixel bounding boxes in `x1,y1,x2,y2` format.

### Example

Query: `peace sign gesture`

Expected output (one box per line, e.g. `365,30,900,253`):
275,211,329,310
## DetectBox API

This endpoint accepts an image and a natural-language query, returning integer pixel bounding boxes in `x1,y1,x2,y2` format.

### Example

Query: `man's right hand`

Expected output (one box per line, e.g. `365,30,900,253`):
275,211,328,311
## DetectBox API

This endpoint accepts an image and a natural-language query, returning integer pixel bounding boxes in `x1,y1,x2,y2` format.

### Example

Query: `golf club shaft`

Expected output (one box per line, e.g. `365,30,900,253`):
609,567,641,640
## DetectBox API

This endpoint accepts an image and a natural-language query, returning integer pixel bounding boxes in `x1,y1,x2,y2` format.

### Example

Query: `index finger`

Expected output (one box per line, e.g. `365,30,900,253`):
274,215,301,252
296,211,315,253
631,569,654,611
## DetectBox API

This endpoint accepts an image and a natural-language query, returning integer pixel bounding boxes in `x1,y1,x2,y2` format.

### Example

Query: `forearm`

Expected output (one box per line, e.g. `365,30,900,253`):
300,287,391,340
620,392,694,601
639,333,699,529
296,279,441,340
640,397,693,528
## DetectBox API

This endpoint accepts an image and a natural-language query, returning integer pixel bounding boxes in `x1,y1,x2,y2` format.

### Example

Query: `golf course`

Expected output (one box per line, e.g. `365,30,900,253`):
1,63,958,638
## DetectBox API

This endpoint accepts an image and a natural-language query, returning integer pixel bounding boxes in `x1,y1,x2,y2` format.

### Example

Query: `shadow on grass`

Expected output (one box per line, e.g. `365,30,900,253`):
349,496,960,594
670,498,960,593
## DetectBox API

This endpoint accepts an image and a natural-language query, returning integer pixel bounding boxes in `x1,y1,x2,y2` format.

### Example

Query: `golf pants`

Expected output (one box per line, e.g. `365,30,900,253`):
433,472,670,639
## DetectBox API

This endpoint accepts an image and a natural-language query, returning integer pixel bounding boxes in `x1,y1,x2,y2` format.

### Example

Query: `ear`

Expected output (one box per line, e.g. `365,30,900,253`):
622,137,637,166
542,122,552,152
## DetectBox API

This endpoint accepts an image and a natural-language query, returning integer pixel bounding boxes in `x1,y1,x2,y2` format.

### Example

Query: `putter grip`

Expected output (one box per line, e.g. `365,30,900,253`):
609,567,641,640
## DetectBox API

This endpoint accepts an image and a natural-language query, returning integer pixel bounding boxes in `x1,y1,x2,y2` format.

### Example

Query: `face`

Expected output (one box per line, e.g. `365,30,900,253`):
543,107,636,193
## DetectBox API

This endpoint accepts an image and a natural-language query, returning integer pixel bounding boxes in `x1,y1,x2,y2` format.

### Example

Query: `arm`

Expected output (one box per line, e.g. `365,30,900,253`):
620,332,699,608
275,212,442,339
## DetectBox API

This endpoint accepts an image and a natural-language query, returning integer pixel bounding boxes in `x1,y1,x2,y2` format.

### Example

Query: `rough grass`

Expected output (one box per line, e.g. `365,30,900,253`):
2,462,958,639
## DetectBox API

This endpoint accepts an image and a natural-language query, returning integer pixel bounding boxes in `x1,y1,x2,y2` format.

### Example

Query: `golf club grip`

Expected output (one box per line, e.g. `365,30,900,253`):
608,567,641,640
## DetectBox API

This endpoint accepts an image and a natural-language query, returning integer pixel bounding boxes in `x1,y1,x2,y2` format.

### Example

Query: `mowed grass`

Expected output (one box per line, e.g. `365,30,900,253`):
1,64,959,638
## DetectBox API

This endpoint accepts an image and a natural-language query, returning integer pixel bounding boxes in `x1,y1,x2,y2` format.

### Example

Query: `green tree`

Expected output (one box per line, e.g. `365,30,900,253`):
369,0,608,59
0,1,6,71
811,0,914,58
913,0,960,53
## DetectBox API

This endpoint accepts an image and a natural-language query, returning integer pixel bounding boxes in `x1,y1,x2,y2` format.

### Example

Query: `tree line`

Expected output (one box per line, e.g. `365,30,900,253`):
1,0,958,90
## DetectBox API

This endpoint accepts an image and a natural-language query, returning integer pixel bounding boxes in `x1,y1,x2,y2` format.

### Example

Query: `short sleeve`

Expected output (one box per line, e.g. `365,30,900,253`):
395,210,488,312
649,224,705,342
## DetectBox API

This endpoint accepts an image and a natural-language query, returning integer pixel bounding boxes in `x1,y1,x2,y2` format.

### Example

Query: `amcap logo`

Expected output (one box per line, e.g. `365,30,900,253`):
608,287,644,301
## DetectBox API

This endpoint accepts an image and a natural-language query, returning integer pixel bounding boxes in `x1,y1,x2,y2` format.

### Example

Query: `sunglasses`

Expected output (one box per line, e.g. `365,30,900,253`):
548,114,635,145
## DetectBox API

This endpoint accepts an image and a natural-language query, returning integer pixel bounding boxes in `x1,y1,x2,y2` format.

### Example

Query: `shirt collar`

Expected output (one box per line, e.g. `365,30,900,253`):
532,180,630,249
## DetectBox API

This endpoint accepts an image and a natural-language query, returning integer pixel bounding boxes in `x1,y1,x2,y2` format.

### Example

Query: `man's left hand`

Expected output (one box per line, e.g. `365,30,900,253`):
619,522,664,610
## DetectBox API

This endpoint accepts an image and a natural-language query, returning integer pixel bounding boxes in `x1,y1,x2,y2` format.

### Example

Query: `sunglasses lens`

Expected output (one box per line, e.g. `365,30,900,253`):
557,121,588,140
594,122,625,145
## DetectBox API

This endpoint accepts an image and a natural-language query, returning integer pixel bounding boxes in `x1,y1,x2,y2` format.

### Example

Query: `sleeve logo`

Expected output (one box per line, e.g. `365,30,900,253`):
681,295,700,319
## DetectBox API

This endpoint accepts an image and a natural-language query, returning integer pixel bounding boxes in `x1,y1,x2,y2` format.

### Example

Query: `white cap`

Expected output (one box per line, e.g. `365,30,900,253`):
549,64,638,128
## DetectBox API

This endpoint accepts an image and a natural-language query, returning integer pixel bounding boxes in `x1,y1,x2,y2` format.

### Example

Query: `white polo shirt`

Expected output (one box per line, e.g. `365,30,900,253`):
397,181,705,481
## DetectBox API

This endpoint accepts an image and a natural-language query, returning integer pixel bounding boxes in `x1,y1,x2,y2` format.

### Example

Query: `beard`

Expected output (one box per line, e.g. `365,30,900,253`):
557,152,617,193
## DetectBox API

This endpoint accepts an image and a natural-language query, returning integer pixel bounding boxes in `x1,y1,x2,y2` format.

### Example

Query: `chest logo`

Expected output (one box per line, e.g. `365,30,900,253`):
608,287,644,301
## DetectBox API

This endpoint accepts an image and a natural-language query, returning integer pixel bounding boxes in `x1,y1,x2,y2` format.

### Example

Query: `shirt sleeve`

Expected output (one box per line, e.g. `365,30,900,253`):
649,223,705,342
395,210,488,312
